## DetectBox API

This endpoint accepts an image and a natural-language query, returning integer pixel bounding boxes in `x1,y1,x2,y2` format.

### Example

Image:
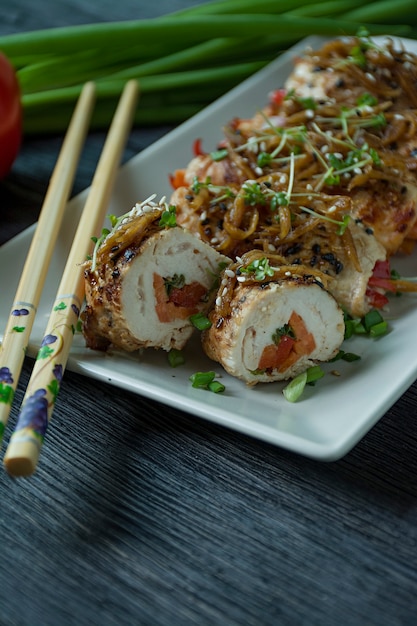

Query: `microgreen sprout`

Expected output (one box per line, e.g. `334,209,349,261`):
90,226,111,271
242,181,267,206
285,88,317,111
299,205,351,235
315,109,386,134
159,204,177,227
308,121,383,191
210,148,228,161
239,257,275,281
191,176,236,206
235,112,306,163
356,92,378,107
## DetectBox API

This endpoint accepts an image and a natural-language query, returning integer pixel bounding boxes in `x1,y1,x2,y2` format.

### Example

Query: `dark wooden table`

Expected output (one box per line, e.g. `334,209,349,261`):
1,3,417,625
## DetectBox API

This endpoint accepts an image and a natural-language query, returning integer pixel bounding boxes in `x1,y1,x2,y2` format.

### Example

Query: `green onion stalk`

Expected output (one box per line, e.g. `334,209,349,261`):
0,0,416,135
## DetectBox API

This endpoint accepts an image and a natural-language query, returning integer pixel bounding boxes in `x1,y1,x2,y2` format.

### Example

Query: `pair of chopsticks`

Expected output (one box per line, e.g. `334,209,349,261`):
0,79,139,477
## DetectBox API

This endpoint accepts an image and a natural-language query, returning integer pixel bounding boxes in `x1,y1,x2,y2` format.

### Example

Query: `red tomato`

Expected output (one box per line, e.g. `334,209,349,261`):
366,288,389,309
168,168,186,190
192,137,205,157
269,88,287,106
0,52,22,179
258,335,295,370
368,260,397,292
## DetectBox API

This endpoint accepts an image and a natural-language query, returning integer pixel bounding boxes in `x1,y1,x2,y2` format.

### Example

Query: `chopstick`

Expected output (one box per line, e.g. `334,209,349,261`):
0,81,96,443
3,79,139,477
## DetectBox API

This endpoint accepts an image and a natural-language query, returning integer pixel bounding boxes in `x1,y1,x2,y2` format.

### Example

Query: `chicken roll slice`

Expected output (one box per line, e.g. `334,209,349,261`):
82,198,230,353
202,253,345,385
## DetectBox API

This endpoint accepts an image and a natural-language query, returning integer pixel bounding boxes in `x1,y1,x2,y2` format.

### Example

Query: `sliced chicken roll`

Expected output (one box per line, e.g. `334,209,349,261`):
82,198,230,353
202,254,345,385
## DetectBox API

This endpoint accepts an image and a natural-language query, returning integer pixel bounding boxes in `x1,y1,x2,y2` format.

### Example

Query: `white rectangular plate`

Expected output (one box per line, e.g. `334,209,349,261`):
2,36,417,460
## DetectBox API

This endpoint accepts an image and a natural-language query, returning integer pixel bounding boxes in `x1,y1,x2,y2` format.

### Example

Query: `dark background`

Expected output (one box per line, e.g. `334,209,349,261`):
1,2,417,625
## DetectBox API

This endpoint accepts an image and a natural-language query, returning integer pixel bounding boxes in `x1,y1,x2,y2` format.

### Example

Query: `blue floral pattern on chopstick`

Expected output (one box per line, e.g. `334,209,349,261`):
11,296,80,444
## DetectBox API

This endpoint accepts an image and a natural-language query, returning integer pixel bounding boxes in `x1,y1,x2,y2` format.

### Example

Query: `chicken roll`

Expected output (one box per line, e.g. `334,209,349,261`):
82,197,230,353
202,252,345,385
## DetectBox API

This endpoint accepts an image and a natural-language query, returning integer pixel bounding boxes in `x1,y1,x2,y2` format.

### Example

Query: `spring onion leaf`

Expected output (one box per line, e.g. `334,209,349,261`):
369,321,389,337
189,371,225,393
283,371,308,402
168,349,185,368
190,371,216,388
363,309,384,332
208,380,226,393
189,312,212,330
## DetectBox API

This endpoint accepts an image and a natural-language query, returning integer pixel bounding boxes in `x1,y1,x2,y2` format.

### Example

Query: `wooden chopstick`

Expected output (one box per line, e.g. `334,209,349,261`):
0,82,96,443
4,79,139,477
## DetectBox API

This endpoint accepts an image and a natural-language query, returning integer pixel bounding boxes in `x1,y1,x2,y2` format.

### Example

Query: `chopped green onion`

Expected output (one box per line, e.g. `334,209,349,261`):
363,309,384,332
340,351,361,362
344,308,388,339
283,365,325,402
208,380,226,393
190,371,216,388
189,371,225,393
167,349,185,368
344,318,366,339
306,365,325,384
189,312,212,331
369,321,389,337
282,370,308,402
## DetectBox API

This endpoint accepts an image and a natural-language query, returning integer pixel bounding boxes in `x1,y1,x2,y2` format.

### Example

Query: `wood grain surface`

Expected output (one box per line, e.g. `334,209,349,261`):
1,2,417,625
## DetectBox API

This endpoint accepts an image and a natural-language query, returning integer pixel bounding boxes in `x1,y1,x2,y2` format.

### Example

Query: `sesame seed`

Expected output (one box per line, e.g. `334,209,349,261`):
221,287,228,297
215,296,222,307
225,268,235,278
237,276,246,283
